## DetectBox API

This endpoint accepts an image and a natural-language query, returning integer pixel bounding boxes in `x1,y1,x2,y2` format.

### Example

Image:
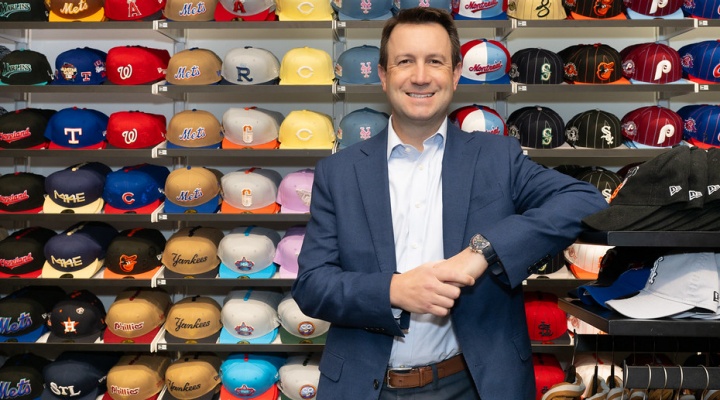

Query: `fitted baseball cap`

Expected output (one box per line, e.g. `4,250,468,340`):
0,285,65,342
53,47,107,85
449,104,506,136
47,289,107,343
523,292,570,344
214,0,275,21
167,109,223,149
507,0,564,19
103,354,170,400
221,47,280,86
103,164,170,214
44,107,109,150
276,169,313,214
277,294,328,344
564,242,615,280
0,172,45,213
279,47,334,85
163,0,218,20
162,226,223,278
221,168,282,214
218,226,281,279
459,39,511,84
278,110,335,149
48,0,104,20
336,108,388,150
164,296,222,343
0,226,56,278
682,0,720,18
564,109,623,149
620,105,683,148
678,104,720,148
679,40,720,85
334,45,381,85
509,48,564,84
166,48,223,86
621,43,682,84
277,354,320,400
0,0,49,20
103,228,167,280
568,0,625,18
43,162,112,214
575,168,623,203
532,354,567,400
164,166,222,214
0,49,53,85
331,0,393,20
106,46,171,85
0,108,54,150
0,353,50,400
106,111,167,149
507,106,566,148
454,0,507,19
104,287,172,343
41,352,120,400
273,226,305,279
625,0,683,18
105,0,166,20
42,222,118,278
276,0,333,19
562,43,629,84
219,289,283,344
576,266,652,309
222,107,283,149
162,354,221,400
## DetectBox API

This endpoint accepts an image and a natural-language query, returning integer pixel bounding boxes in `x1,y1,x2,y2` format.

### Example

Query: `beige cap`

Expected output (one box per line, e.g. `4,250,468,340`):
162,226,223,278
104,354,171,400
104,288,172,343
167,110,223,149
166,48,223,85
164,295,222,343
164,354,221,400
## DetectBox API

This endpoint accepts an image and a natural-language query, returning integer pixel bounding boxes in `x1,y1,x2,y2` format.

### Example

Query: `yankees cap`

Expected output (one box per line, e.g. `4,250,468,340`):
167,109,223,149
162,354,221,400
163,295,222,343
47,289,107,343
509,48,564,84
162,226,223,279
564,109,623,149
0,226,56,278
103,228,167,280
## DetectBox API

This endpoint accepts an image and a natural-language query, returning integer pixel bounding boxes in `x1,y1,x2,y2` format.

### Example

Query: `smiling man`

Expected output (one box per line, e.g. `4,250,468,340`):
291,7,608,400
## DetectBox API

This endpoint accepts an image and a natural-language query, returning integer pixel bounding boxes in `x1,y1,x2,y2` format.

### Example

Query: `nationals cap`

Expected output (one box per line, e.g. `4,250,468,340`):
0,285,64,342
167,109,223,149
0,108,54,150
277,294,329,344
509,48,564,84
564,109,623,149
162,226,223,278
105,0,166,20
0,226,56,278
459,39,511,84
0,0,49,20
162,354,221,400
278,354,320,400
221,168,282,214
44,107,109,150
41,352,121,400
219,289,283,344
214,0,275,20
620,105,683,148
103,354,170,400
166,48,223,86
163,0,218,20
336,107,388,150
682,0,720,18
106,111,167,149
53,47,107,85
163,296,222,343
679,40,720,85
507,105,565,148
42,222,118,278
449,104,506,136
331,0,393,19
454,0,507,19
104,287,172,343
218,226,281,279
221,47,280,85
103,164,170,214
625,0,683,18
48,0,104,20
678,104,720,148
0,172,45,213
334,45,381,85
621,42,682,84
273,226,305,279
43,162,112,214
164,166,222,214
562,43,629,84
564,243,615,279
106,46,171,85
276,0,333,19
103,228,166,279
0,49,53,85
222,107,283,149
278,110,335,149
279,47,334,85
568,0,625,18
276,169,313,214
523,292,569,344
507,0,564,19
47,289,107,343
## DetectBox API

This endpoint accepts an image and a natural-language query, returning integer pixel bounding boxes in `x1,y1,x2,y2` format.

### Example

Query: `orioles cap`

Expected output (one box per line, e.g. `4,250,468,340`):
222,107,283,149
166,48,223,86
221,47,280,86
162,354,221,400
164,166,222,214
162,226,223,278
278,110,335,149
167,109,223,149
103,228,166,280
277,294,329,344
104,287,172,343
219,289,283,344
164,295,222,343
48,0,105,21
278,354,321,400
103,354,170,400
279,47,334,85
276,0,333,20
562,43,630,84
568,0,625,19
218,226,281,279
221,168,282,214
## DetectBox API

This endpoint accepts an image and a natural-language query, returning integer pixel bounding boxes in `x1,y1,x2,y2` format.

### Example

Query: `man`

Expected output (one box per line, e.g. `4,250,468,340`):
291,7,608,400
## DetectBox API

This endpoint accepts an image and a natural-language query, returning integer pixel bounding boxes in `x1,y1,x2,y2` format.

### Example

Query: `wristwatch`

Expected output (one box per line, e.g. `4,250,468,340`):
469,233,499,266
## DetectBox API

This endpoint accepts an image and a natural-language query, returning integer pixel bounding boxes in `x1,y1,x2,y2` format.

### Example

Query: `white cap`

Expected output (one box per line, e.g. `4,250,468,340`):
218,226,281,279
278,293,329,343
222,107,283,149
221,47,280,85
564,243,614,280
278,354,321,400
220,168,282,214
219,289,283,344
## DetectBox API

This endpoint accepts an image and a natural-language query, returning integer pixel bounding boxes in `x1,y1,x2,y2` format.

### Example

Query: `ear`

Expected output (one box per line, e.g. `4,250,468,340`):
378,65,387,92
452,62,462,90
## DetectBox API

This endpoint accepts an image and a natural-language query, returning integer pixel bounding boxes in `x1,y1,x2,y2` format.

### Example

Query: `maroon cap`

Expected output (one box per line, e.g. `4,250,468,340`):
621,42,682,84
621,106,683,148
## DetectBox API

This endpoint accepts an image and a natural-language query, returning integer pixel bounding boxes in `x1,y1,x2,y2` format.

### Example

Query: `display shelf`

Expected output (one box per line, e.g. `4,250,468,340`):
512,82,696,98
524,148,667,166
0,278,153,289
697,83,720,92
152,83,334,101
156,148,330,167
155,342,324,352
523,278,589,289
155,277,295,289
579,230,720,247
0,342,151,352
156,212,310,230
3,149,158,161
507,18,696,41
0,84,154,101
1,212,154,223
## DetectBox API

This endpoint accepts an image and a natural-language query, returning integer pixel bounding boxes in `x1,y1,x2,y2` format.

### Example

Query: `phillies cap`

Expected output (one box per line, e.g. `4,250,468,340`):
0,353,50,400
621,42,682,84
104,287,172,343
222,107,283,149
273,226,305,279
334,45,381,85
278,110,335,149
507,106,565,149
162,354,221,400
277,294,329,344
218,226,281,279
625,0,683,18
103,164,170,214
106,46,171,85
279,47,334,85
0,226,56,278
449,104,506,136
562,44,629,84
509,48,564,84
103,354,170,400
42,222,118,278
43,162,112,214
221,47,280,85
162,226,223,278
105,0,166,20
678,104,720,148
214,0,274,21
459,39,511,84
564,109,623,149
106,111,167,149
221,168,282,214
523,292,569,344
621,105,683,148
41,352,121,400
276,169,313,214
0,49,53,85
0,0,49,20
574,168,623,203
53,48,107,85
276,0,333,19
568,0,625,18
49,0,104,20
47,289,106,343
576,266,652,309
103,228,167,279
164,296,222,343
164,166,222,214
163,0,218,20
167,109,223,149
44,107,109,150
0,108,54,150
532,354,566,400
682,0,720,18
0,172,45,213
166,48,223,86
564,242,615,279
219,289,283,344
0,285,65,342
278,354,320,400
336,108,388,150
331,0,393,19
453,0,507,19
679,40,720,85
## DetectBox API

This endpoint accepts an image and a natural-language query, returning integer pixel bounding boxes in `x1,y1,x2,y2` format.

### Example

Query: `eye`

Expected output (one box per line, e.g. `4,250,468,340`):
397,59,411,65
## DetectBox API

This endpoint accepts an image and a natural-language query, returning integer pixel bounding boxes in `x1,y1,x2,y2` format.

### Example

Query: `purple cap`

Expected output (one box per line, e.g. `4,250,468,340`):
276,169,314,214
273,226,306,279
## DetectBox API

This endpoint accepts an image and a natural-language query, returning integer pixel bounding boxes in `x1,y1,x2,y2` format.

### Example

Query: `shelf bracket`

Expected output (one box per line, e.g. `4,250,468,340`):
153,20,187,46
657,19,698,42
496,18,516,42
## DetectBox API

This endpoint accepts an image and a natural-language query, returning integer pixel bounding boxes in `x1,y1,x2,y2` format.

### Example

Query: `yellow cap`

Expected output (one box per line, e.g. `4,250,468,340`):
279,110,335,149
276,0,334,20
279,47,334,85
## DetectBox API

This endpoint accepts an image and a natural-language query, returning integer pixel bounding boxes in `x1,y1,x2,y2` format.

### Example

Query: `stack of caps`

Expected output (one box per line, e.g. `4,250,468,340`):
103,228,166,279
620,105,683,148
621,42,683,84
42,352,121,400
218,226,281,279
564,109,624,149
0,286,65,342
506,0,564,19
278,354,321,400
164,166,222,214
277,169,314,214
162,226,224,278
0,227,56,278
0,172,46,213
222,107,283,149
279,48,334,85
0,49,53,85
48,0,105,20
166,48,223,86
278,110,335,149
221,47,280,85
102,164,170,214
161,354,222,400
677,104,720,148
214,0,276,21
331,0,393,20
44,108,109,149
273,226,306,279
335,108,388,150
106,46,171,85
573,354,624,399
167,109,224,149
449,104,506,136
103,354,171,400
454,0,508,19
219,289,283,344
221,168,282,214
459,39,511,84
507,106,566,149
219,353,286,400
104,287,172,343
532,353,573,400
509,48,565,85
0,108,56,150
46,289,107,343
561,44,629,84
164,295,223,343
106,111,167,149
163,0,218,21
43,162,112,214
42,221,118,278
52,47,107,85
334,45,381,85
275,0,334,20
523,292,570,344
278,293,329,344
679,40,720,85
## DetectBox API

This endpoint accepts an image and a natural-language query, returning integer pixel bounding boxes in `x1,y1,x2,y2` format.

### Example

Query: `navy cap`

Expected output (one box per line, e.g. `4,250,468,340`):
42,221,118,279
102,164,170,214
47,290,107,343
336,108,388,150
43,162,111,214
334,45,381,85
42,352,121,400
0,286,65,342
53,48,107,86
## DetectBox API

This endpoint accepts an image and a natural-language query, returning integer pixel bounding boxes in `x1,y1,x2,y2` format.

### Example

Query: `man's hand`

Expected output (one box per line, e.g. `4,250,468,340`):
434,247,489,281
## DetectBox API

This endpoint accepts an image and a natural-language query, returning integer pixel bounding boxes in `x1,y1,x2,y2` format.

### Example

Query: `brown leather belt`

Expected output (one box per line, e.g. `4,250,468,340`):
384,354,467,389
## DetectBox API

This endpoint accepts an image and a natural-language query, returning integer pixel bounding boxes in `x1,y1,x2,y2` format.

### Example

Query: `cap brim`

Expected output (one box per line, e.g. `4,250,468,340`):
164,194,221,214
217,326,278,344
220,201,280,214
570,10,626,19
582,205,662,231
276,11,333,20
279,205,309,214
0,205,43,214
577,268,652,309
213,3,273,21
43,196,104,214
568,263,598,280
42,386,100,400
454,11,508,20
103,324,162,343
573,77,631,85
41,259,103,278
103,391,161,400
530,331,571,345
49,7,105,21
0,325,47,343
277,267,297,279
47,141,106,149
336,9,392,20
687,74,720,85
605,290,697,319
221,138,279,149
626,7,683,18
278,142,334,149
103,266,161,280
161,386,220,400
278,326,327,344
0,269,43,278
688,138,720,149
103,199,163,214
459,75,511,84
163,329,221,344
163,266,219,279
166,141,222,149
46,330,103,343
218,262,277,279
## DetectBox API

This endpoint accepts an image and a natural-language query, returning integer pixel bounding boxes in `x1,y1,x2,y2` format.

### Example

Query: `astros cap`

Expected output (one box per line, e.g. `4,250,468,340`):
103,354,170,400
562,43,629,84
564,109,623,149
162,354,221,400
221,168,282,214
506,105,566,149
222,107,283,149
42,222,118,279
0,49,53,85
162,226,223,278
53,47,107,85
163,0,218,20
625,0,683,18
219,289,283,344
334,45,381,85
621,42,682,84
449,104,506,136
0,226,56,278
277,294,329,344
679,40,720,85
509,48,564,84
336,108,388,150
167,109,223,149
568,0,625,18
276,169,313,214
48,0,104,20
564,243,615,280
105,0,166,20
218,226,281,279
164,296,222,343
0,285,65,342
221,47,280,85
0,172,45,213
678,104,720,148
41,352,121,400
507,0,564,19
44,107,109,150
46,289,107,343
0,108,54,150
103,228,167,280
106,46,171,85
164,166,222,214
103,164,170,214
166,48,223,86
278,110,335,149
620,105,683,148
276,0,333,19
454,0,507,19
0,0,49,20
106,111,167,149
279,47,334,85
277,354,321,400
273,226,305,279
104,287,172,343
43,162,112,214
331,0,393,20
214,0,275,21
459,39,511,84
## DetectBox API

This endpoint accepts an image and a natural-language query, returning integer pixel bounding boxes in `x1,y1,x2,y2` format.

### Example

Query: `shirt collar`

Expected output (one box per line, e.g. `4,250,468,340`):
386,116,448,160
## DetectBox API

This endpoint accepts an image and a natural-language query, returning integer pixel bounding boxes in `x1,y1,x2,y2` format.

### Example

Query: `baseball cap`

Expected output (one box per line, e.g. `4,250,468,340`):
449,104,506,136
162,226,223,279
682,0,720,18
0,226,56,278
53,47,107,85
222,107,283,149
0,108,55,150
679,40,720,85
0,172,45,213
279,47,334,85
46,289,107,343
276,0,333,19
523,291,570,344
103,354,170,400
0,285,65,342
43,162,112,214
0,49,53,85
103,228,167,279
220,354,285,400
277,294,329,344
162,354,221,400
105,0,166,20
454,0,507,19
106,111,167,149
106,46,171,85
163,296,222,343
277,354,320,400
218,226,281,279
678,104,720,149
573,354,623,399
0,353,50,400
621,43,682,84
221,168,282,214
214,0,275,21
163,0,218,20
509,48,564,84
0,0,49,20
273,226,305,279
507,106,566,149
336,108,388,150
48,0,104,20
166,48,223,86
221,47,280,85
567,0,625,18
219,289,283,344
564,242,615,279
576,266,652,309
334,45,381,85
44,107,109,150
625,0,683,18
574,168,623,203
459,39,511,84
532,353,565,400
564,109,623,149
331,0,393,19
104,287,172,343
42,221,118,278
562,44,629,84
507,0,564,19
164,166,222,214
167,109,223,149
620,105,683,148
278,110,335,149
41,352,121,400
103,164,170,214
276,169,313,214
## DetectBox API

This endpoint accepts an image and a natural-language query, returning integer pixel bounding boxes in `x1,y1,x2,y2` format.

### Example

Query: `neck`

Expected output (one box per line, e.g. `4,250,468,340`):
391,116,445,151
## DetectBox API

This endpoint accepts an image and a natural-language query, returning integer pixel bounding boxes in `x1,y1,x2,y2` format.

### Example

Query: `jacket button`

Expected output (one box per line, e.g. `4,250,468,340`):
373,379,379,389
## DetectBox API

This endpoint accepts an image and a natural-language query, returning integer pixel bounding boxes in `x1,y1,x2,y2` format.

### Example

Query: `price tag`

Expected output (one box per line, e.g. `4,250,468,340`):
518,85,527,92
699,20,708,26
159,22,168,28
157,279,166,286
158,344,167,350
158,149,167,155
158,214,167,220
518,20,527,26
700,85,709,91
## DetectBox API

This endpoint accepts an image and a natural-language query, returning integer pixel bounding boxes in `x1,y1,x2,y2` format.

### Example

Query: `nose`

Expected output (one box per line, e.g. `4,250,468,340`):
409,62,431,85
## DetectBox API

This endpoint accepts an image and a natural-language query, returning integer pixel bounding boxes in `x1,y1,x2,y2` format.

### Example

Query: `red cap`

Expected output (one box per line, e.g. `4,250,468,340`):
533,353,565,400
106,111,167,149
104,0,167,20
106,46,171,85
621,106,683,147
523,292,568,344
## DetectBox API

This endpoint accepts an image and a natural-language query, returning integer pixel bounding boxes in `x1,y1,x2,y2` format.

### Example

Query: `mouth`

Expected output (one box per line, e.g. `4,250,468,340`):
407,93,434,98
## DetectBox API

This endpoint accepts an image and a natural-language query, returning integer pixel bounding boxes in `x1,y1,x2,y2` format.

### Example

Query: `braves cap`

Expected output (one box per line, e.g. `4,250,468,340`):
164,296,222,343
167,109,223,149
103,228,166,279
0,285,65,342
509,48,564,84
278,110,335,149
105,0,166,20
523,292,570,344
564,109,623,149
449,104,506,136
106,111,167,149
453,0,507,19
166,48,223,86
47,289,107,343
214,0,275,21
0,49,53,85
53,48,107,85
459,39,511,84
576,266,652,309
331,0,393,19
564,242,614,279
41,352,120,400
219,289,283,344
0,172,45,213
103,164,170,214
48,0,104,20
221,168,282,214
277,294,328,344
621,42,682,84
42,222,118,278
276,0,333,19
164,166,222,214
275,169,313,214
222,107,283,149
104,287,172,343
218,226,281,279
43,162,111,214
0,353,50,400
0,0,49,20
334,45,380,85
273,226,305,279
162,354,221,400
0,226,56,278
106,46,171,85
568,0,625,18
162,226,223,278
532,354,566,400
44,107,109,150
336,108,388,150
682,0,720,18
163,0,217,20
103,354,170,400
679,40,720,85
562,44,629,84
621,105,683,148
507,106,565,149
574,168,623,203
221,47,280,86
0,108,55,150
625,0,683,18
508,0,564,19
678,104,720,148
220,353,285,400
279,47,334,85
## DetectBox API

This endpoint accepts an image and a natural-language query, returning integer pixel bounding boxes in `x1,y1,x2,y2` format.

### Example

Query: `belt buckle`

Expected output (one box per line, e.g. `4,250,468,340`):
385,367,414,389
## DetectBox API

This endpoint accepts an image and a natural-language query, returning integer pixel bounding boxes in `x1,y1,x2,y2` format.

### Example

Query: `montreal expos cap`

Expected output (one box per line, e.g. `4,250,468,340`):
576,266,652,309
164,296,222,343
454,0,507,19
625,0,683,18
162,226,223,278
43,162,111,214
162,354,221,400
0,172,45,213
105,0,166,20
164,166,222,214
104,287,172,343
106,46,171,85
507,0,563,19
276,169,313,214
106,111,167,149
336,107,388,150
103,228,166,279
682,0,720,18
0,285,64,342
277,294,329,344
279,47,334,85
167,109,223,149
334,45,380,85
103,164,170,214
278,110,335,149
0,353,50,400
48,0,104,20
0,49,53,85
41,352,121,400
219,289,283,344
331,0,393,19
278,354,321,400
223,107,283,149
621,42,682,84
214,0,275,20
166,48,223,86
44,107,109,150
221,168,282,214
523,292,570,344
103,354,170,400
459,39,511,84
42,222,118,278
163,0,218,20
564,242,614,279
449,104,506,136
678,104,720,148
562,43,629,84
276,0,334,19
273,226,305,279
218,226,281,279
509,48,564,84
620,105,683,148
53,48,107,85
567,0,625,18
507,106,566,148
0,226,56,278
221,47,280,85
679,40,720,84
564,109,623,149
0,0,49,21
0,108,54,150
47,289,107,343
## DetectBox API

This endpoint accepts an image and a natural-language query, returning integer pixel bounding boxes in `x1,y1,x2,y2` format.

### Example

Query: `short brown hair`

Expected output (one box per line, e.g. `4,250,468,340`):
378,7,461,70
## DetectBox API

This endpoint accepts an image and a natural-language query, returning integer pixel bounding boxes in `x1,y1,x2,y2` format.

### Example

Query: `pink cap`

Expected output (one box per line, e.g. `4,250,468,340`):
276,169,314,214
273,226,305,279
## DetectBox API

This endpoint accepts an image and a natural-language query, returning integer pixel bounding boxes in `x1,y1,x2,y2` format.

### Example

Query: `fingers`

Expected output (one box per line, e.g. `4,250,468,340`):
389,265,468,316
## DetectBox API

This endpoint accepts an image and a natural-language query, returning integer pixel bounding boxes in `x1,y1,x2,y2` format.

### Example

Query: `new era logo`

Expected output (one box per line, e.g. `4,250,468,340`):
669,185,682,196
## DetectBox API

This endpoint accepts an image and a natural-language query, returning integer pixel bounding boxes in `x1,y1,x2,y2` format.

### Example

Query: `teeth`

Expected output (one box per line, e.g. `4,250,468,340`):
409,93,432,98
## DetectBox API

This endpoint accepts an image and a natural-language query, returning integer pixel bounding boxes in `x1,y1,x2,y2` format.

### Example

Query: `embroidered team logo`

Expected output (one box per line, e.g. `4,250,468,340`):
62,317,79,334
509,63,519,79
593,0,613,15
468,60,503,76
119,254,138,272
235,385,256,397
360,0,372,14
235,257,254,271
622,60,635,77
596,61,615,81
684,117,697,133
713,64,720,79
126,0,142,18
648,256,663,284
298,321,316,336
681,53,693,69
540,61,551,81
621,121,637,137
683,0,694,8
296,188,312,207
60,63,78,81
564,63,578,79
234,322,254,336
600,122,614,145
565,127,579,143
541,122,553,145
233,0,246,13
360,62,372,78
299,385,317,399
359,127,372,140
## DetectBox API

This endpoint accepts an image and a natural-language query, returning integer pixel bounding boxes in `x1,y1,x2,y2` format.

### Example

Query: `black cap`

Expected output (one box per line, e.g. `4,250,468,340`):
507,106,565,149
509,48,564,84
0,49,53,85
568,0,624,18
0,0,49,21
0,226,56,278
0,353,50,400
0,109,55,150
562,44,627,84
103,228,166,279
574,168,623,203
0,172,45,213
564,109,624,149
0,285,65,342
47,290,107,343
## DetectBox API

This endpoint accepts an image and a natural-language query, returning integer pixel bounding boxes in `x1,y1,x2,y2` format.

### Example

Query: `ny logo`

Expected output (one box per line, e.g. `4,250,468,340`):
360,62,372,78
360,0,371,13
359,127,372,140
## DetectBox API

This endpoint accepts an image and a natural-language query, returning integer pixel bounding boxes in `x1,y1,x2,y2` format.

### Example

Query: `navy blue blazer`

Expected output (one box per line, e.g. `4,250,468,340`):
292,123,608,400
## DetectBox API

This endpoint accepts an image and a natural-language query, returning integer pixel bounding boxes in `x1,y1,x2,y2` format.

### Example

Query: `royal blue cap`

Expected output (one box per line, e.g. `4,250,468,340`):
44,162,111,214
53,48,107,85
682,0,720,18
679,40,720,84
44,107,109,150
335,45,381,85
336,108,388,150
103,164,170,214
576,267,652,309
